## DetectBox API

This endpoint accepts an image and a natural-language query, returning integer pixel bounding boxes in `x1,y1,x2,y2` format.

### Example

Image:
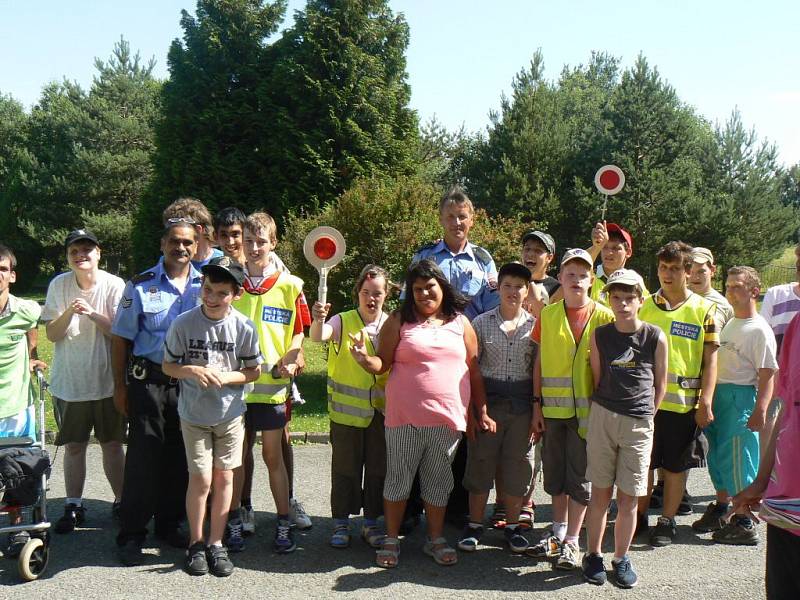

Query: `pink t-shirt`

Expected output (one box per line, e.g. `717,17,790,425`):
760,312,800,535
385,316,471,431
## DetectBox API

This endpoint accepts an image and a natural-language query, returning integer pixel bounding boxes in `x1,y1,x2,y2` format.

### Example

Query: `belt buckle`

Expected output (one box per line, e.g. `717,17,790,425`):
131,364,147,381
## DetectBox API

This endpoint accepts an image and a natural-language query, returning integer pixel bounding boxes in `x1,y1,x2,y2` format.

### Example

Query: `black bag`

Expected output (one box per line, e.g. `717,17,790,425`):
0,447,50,506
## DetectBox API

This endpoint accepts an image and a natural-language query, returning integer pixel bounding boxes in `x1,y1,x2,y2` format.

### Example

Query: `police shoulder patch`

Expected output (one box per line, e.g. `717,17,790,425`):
120,297,133,309
472,245,493,267
131,271,155,285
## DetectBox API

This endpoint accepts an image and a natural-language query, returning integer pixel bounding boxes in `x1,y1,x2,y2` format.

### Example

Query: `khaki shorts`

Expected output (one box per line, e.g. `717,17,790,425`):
463,401,534,497
181,415,245,474
586,402,654,497
54,397,125,445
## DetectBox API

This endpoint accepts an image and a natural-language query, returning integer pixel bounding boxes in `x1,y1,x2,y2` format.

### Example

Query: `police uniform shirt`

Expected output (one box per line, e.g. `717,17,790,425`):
112,259,203,364
409,240,499,320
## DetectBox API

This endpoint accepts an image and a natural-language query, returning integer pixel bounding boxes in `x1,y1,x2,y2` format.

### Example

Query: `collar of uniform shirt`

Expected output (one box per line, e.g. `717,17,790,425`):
434,239,475,258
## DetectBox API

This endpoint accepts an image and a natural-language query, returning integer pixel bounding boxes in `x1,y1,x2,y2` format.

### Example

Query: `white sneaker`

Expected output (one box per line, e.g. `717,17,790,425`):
290,498,312,530
241,506,256,535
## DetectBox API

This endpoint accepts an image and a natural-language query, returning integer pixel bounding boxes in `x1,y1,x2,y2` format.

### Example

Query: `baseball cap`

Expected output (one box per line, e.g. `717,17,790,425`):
691,247,715,265
64,229,99,248
560,248,594,269
606,223,633,253
201,256,246,286
601,268,645,293
521,230,555,254
498,262,532,282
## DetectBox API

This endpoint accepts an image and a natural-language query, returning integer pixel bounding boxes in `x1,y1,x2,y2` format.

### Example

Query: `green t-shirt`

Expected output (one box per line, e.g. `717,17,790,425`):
0,295,41,418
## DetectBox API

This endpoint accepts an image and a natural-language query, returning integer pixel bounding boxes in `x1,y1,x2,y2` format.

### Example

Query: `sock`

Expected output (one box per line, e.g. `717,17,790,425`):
564,534,579,547
209,542,223,549
612,555,627,563
553,521,567,541
66,497,82,507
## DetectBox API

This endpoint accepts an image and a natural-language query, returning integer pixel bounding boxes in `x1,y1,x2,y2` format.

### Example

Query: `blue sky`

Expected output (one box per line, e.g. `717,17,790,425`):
1,0,798,165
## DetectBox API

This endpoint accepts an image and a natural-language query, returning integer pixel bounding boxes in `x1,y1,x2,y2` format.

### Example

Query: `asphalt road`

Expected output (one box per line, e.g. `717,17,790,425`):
1,443,766,599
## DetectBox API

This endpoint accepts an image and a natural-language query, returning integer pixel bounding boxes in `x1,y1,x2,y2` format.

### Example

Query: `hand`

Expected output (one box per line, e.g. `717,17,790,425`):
348,330,369,363
695,401,714,428
591,221,609,249
113,386,128,417
29,359,48,372
71,298,95,317
294,350,306,376
312,301,331,322
191,366,224,388
479,412,497,434
727,479,768,524
522,284,546,317
747,409,766,432
530,406,545,443
278,360,298,378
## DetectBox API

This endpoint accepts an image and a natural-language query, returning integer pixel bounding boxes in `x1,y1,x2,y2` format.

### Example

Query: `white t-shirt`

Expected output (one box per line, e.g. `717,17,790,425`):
760,283,800,356
41,270,125,401
717,315,778,386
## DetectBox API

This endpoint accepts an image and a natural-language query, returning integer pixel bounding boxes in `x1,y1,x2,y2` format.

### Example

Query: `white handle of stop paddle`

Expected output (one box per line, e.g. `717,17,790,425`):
601,194,609,221
318,266,329,306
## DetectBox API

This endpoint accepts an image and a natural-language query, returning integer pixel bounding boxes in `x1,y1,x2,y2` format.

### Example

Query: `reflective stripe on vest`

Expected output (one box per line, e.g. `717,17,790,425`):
539,300,615,438
326,309,388,427
639,292,713,414
234,273,302,405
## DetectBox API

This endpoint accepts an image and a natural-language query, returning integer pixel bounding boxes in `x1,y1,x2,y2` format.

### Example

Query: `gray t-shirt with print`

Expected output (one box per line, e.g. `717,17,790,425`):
164,306,262,426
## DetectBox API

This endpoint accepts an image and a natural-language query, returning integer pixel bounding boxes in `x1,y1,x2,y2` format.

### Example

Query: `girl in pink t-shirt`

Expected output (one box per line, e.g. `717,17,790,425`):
350,259,495,569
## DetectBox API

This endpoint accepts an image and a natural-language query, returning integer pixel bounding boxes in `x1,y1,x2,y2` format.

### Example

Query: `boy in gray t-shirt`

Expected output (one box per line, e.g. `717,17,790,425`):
162,257,262,577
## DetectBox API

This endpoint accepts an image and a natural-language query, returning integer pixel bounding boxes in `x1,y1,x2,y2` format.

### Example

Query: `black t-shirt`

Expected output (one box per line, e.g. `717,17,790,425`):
534,276,560,297
592,322,661,419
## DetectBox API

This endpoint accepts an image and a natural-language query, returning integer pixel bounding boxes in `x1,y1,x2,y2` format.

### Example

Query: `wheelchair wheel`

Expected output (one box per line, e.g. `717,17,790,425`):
18,537,49,581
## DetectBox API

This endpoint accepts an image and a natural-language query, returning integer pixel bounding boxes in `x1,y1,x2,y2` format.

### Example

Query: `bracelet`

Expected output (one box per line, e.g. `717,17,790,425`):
532,396,542,404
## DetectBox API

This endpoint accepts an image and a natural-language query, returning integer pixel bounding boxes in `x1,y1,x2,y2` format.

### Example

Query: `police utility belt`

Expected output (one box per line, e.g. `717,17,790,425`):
128,356,177,386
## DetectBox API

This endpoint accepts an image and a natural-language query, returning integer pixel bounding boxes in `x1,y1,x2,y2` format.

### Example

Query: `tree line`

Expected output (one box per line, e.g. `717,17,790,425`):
1,0,798,296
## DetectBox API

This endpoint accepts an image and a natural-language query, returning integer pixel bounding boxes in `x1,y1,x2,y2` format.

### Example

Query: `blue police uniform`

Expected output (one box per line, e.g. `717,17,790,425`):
111,259,202,551
191,247,224,270
409,240,499,320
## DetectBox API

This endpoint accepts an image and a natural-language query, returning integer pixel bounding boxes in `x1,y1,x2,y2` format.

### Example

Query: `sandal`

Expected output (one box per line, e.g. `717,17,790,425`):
376,536,400,568
423,536,458,566
329,522,351,549
491,503,507,529
361,523,385,549
519,503,535,530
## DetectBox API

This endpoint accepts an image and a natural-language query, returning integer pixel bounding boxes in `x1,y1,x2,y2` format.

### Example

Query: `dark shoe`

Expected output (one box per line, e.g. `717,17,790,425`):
649,481,664,509
612,555,638,588
208,544,234,576
55,503,87,534
526,531,561,559
649,516,676,547
677,490,693,516
582,552,607,585
504,526,529,553
184,542,208,576
457,524,484,552
712,519,759,546
5,531,30,558
274,520,296,554
224,518,245,553
692,502,727,533
112,500,122,522
118,539,145,566
157,527,189,549
635,512,649,537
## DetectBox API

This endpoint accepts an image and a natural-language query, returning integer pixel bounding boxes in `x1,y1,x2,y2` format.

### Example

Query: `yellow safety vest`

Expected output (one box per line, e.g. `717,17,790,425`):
539,300,614,438
639,292,713,414
234,273,303,404
590,276,650,306
326,310,388,428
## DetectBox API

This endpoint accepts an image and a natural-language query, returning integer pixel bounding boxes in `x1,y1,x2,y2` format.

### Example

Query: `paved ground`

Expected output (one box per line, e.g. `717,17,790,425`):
1,443,766,599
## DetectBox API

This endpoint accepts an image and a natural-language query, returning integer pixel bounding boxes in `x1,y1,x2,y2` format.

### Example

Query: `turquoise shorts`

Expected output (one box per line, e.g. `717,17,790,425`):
706,383,759,496
0,405,36,439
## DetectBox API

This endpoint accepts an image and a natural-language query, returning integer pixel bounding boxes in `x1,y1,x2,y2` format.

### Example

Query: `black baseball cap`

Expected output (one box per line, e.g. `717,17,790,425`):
521,230,555,254
498,262,532,282
201,256,246,286
64,229,100,248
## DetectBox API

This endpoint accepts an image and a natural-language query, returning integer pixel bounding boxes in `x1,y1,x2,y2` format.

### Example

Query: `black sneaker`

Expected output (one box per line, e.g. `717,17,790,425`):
712,519,759,546
5,531,30,558
649,516,677,547
185,542,208,576
677,489,693,516
118,539,145,566
612,555,638,588
692,502,727,533
503,526,529,553
635,512,649,537
457,524,484,552
55,503,87,534
582,552,607,585
274,519,296,554
208,544,234,576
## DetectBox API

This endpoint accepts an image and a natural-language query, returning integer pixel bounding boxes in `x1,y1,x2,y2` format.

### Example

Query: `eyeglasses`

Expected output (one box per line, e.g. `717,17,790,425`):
166,217,197,225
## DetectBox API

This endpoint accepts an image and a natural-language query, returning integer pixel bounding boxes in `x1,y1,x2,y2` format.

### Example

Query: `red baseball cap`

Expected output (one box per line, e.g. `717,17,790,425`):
606,223,633,254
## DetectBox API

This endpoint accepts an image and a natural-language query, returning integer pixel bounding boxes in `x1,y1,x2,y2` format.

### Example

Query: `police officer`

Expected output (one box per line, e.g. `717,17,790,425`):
405,187,500,529
111,218,202,565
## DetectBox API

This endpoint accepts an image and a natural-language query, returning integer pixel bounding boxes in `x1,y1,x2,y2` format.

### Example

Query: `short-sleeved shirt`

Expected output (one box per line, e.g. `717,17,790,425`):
41,270,125,401
592,322,662,419
760,283,800,357
534,275,560,298
472,307,536,412
699,288,734,331
717,315,778,386
0,295,41,418
407,240,499,320
111,259,203,363
164,305,262,426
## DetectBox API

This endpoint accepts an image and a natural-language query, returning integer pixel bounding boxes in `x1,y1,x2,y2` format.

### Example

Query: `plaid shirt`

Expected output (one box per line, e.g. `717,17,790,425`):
472,305,536,382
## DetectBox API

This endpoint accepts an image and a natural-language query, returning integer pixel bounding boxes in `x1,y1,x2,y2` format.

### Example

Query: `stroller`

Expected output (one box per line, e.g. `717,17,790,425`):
0,368,52,581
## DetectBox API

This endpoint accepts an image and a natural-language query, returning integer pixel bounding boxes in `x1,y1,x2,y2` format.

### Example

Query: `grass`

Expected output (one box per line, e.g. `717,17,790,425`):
31,322,331,435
